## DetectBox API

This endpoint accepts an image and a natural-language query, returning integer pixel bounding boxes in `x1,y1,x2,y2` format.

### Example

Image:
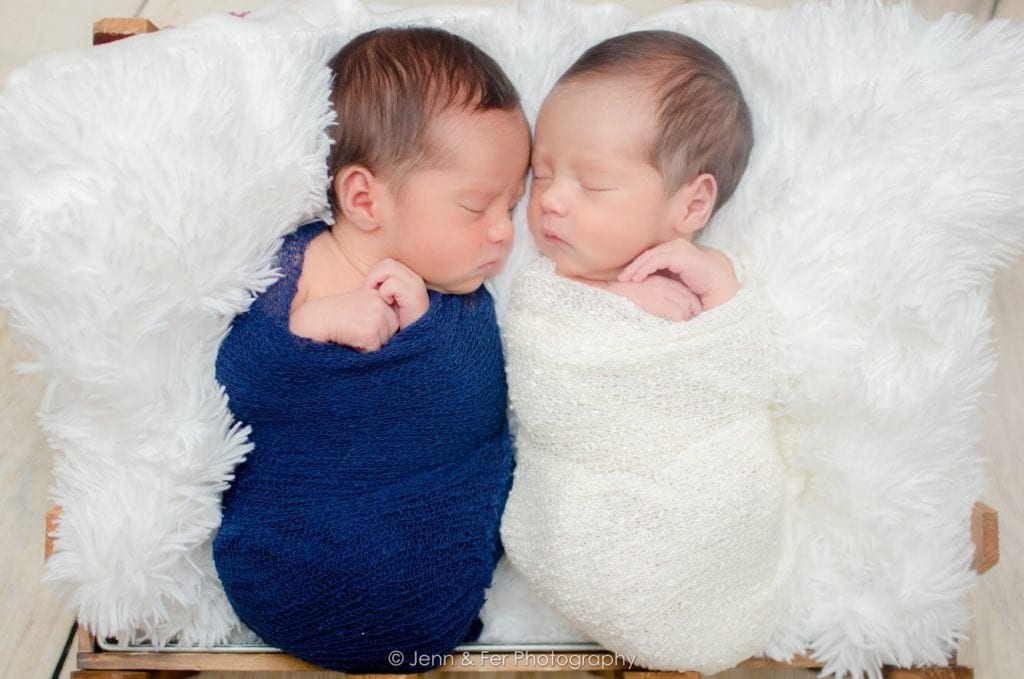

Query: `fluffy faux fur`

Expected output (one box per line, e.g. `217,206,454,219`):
0,1,1022,677
0,24,339,644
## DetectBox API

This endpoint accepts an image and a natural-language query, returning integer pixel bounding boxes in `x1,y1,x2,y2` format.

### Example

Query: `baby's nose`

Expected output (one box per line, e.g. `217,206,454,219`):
536,181,566,215
487,211,514,243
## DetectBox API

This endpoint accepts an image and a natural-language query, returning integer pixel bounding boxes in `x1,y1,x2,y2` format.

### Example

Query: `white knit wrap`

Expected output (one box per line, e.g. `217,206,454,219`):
499,256,796,673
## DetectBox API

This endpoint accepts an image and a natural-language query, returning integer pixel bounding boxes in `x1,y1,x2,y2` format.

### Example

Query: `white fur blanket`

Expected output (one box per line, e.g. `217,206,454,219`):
0,26,338,644
1,1,1023,677
499,257,796,674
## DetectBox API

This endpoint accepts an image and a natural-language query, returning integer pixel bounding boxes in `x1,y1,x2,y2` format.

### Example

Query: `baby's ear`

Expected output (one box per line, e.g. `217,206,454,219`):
334,166,383,232
672,173,717,237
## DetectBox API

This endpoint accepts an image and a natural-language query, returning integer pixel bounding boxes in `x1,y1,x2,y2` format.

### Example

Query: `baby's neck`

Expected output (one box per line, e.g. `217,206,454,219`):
324,218,390,281
552,264,621,290
566,275,614,291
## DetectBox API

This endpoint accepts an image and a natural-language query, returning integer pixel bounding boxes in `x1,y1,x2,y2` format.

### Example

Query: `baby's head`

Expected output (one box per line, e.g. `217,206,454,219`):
529,30,753,281
326,27,530,294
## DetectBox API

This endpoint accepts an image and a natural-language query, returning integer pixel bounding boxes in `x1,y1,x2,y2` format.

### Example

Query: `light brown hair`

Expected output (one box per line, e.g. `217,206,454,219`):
560,30,753,215
326,27,522,211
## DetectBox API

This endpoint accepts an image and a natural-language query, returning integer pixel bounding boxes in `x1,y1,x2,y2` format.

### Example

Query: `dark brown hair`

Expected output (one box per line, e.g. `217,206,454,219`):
326,27,521,211
560,30,753,215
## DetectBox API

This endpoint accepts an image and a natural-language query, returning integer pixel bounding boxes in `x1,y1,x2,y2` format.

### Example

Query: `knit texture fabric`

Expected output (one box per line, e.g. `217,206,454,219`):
213,221,514,672
499,256,796,674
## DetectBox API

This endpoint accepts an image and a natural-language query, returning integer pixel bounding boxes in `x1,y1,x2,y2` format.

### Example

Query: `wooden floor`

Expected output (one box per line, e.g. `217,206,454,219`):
1,0,1021,678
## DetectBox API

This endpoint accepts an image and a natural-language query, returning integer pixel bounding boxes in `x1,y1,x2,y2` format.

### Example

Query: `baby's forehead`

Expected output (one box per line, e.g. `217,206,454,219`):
535,78,657,154
418,107,529,187
542,78,658,138
546,74,657,110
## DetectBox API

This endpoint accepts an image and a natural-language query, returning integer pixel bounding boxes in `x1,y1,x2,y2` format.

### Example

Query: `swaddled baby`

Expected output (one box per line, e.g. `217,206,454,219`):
213,28,529,673
499,31,794,674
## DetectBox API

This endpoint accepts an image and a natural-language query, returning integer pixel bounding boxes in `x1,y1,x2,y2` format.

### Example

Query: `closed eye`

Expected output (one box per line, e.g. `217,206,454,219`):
460,205,486,215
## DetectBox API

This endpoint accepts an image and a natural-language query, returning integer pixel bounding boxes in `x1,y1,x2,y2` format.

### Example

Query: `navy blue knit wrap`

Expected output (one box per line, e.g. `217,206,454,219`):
213,222,513,672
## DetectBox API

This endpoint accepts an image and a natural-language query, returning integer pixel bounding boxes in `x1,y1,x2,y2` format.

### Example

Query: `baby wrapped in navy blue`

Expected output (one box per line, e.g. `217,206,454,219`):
213,222,513,672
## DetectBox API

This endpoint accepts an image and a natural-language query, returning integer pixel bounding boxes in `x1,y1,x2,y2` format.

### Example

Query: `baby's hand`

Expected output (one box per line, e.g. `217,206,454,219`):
290,288,400,352
619,239,739,311
606,275,703,322
364,259,430,329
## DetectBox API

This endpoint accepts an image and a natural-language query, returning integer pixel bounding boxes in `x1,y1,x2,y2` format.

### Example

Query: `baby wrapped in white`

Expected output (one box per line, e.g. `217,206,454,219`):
499,256,795,674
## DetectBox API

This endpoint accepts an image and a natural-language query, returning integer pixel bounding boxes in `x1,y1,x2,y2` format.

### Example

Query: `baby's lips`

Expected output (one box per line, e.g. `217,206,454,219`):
490,253,517,278
541,227,569,246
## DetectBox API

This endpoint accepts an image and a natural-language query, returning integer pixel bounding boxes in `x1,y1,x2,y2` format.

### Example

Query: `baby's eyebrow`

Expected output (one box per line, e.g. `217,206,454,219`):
456,182,503,195
457,184,523,201
574,156,616,172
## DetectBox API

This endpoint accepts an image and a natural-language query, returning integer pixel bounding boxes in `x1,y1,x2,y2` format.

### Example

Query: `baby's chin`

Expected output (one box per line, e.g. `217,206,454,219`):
428,273,491,296
546,254,621,283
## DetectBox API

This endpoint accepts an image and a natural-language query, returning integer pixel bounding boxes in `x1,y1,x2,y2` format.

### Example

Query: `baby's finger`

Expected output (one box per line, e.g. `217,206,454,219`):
622,250,674,283
379,279,422,327
618,251,655,282
620,240,680,281
361,337,382,353
371,258,419,282
364,266,391,291
667,297,691,322
688,293,703,320
677,285,702,320
377,278,400,307
662,284,699,322
382,301,400,337
364,258,411,289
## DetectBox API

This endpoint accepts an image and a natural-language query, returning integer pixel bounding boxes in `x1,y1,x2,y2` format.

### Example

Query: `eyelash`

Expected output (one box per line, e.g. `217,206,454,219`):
532,174,608,192
461,205,519,217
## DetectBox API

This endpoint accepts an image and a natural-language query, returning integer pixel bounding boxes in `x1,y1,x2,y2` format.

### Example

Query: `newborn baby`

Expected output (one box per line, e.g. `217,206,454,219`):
213,27,528,673
498,31,795,674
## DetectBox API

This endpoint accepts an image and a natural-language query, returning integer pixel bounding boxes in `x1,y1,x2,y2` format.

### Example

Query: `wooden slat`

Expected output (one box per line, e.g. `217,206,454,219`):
78,625,97,654
971,502,999,574
78,652,322,672
739,655,820,669
45,504,61,561
75,650,978,677
92,18,159,45
75,650,825,673
883,666,973,678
